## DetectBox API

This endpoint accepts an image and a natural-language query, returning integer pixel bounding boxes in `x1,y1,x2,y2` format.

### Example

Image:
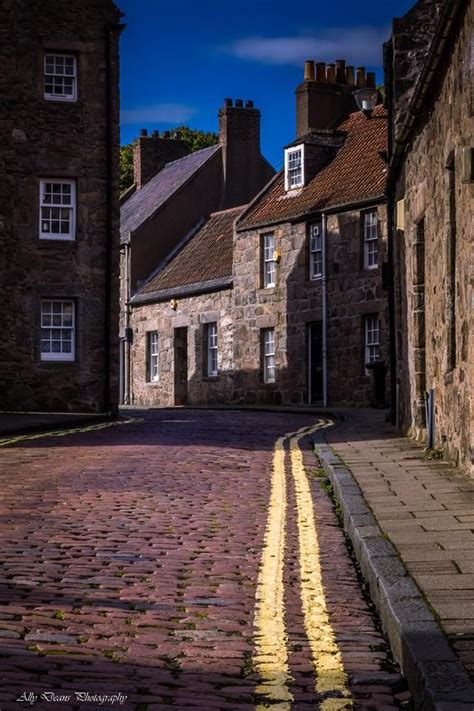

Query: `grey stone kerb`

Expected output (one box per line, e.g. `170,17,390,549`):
313,435,474,710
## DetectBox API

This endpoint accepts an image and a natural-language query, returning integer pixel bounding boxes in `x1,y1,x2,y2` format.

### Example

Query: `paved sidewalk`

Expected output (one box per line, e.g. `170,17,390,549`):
324,410,474,684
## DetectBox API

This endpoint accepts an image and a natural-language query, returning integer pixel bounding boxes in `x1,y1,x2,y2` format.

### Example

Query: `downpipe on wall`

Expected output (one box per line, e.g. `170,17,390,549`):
322,213,328,407
425,387,435,449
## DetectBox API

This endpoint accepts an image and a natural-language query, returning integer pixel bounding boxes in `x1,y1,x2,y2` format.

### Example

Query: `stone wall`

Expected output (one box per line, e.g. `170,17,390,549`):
0,0,122,413
129,203,389,408
232,206,390,406
129,290,234,407
393,4,473,472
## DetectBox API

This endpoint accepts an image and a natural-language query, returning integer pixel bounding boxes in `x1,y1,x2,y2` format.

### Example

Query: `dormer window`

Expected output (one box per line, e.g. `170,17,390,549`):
284,145,304,191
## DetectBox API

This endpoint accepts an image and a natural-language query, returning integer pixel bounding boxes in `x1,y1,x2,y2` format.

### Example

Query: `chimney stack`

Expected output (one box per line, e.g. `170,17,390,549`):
133,130,190,188
295,58,358,136
218,97,264,208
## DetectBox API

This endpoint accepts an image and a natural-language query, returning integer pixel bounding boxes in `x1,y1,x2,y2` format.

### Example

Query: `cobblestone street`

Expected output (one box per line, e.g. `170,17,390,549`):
0,411,408,710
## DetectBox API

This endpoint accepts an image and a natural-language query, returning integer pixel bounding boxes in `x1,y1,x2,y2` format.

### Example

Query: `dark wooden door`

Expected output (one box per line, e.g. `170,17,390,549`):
174,327,188,406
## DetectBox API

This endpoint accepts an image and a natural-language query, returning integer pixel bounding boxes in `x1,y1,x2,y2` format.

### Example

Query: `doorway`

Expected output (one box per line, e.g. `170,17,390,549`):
308,321,323,404
174,327,188,406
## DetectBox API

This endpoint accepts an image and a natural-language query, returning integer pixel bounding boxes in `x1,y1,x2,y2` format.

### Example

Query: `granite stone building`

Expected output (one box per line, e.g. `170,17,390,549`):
0,0,123,413
120,100,274,402
127,61,390,408
385,0,473,472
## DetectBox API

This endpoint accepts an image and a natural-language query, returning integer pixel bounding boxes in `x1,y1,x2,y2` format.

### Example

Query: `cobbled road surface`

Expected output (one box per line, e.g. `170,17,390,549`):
0,410,409,711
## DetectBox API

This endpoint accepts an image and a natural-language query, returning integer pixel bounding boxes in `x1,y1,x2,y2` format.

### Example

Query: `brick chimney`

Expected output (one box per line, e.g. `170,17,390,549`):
133,129,190,188
218,99,263,209
296,59,359,137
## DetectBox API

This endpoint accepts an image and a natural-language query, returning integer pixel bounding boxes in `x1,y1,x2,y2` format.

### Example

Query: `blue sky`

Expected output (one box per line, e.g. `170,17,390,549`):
119,0,414,169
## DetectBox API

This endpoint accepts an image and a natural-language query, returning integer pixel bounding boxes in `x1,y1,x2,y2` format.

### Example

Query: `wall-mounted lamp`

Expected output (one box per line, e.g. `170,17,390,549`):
273,249,282,264
170,299,178,310
353,87,379,116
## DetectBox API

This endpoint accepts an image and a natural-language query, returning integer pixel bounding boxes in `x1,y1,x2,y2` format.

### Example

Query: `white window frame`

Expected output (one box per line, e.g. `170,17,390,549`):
147,331,159,382
309,223,323,279
206,322,218,377
284,144,304,191
39,179,76,241
40,300,75,362
262,328,276,384
364,210,378,269
262,233,276,288
365,315,380,370
44,54,77,102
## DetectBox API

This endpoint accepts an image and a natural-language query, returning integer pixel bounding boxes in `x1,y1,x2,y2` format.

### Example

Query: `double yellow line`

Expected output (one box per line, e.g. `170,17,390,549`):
253,420,352,710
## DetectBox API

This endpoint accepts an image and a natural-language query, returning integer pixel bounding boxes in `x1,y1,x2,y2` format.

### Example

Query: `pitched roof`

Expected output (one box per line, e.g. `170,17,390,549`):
238,105,387,230
135,205,244,299
120,144,221,240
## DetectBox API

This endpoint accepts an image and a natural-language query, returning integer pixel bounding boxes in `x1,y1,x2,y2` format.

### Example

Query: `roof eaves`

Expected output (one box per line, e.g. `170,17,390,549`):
131,277,233,306
237,192,387,232
388,0,465,185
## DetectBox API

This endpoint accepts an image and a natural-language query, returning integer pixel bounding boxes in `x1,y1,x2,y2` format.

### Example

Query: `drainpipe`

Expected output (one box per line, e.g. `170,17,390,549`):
103,22,123,416
322,212,328,407
123,239,131,405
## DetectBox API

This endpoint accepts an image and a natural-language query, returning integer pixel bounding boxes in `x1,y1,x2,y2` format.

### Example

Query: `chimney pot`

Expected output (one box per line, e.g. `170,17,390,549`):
346,66,355,85
163,130,171,139
316,62,326,82
235,99,243,108
245,100,254,108
224,98,233,107
140,128,148,137
304,60,315,81
335,59,346,84
151,130,159,137
326,63,336,83
366,71,376,88
356,67,366,87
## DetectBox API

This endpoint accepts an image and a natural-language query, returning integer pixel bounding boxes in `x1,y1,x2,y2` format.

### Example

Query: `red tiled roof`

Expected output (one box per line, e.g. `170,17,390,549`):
238,105,387,230
139,206,244,295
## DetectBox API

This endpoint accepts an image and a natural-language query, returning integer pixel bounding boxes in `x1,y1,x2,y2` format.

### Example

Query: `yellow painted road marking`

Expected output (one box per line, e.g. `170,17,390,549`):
290,421,352,707
0,417,143,448
253,436,293,708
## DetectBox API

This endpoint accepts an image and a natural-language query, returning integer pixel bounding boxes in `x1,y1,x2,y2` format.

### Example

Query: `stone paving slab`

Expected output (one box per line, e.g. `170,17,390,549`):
320,409,474,701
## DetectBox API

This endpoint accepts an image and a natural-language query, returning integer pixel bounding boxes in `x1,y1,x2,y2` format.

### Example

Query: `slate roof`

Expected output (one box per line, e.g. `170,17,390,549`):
238,105,387,230
136,205,244,298
120,144,221,240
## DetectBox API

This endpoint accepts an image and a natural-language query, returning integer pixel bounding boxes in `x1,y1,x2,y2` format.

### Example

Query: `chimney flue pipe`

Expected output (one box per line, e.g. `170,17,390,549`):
335,59,346,83
366,71,376,88
304,60,315,81
356,67,366,87
316,62,327,81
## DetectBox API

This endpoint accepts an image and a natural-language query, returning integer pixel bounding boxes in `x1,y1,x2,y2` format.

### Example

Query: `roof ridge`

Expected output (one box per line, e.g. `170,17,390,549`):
209,204,247,217
164,142,220,169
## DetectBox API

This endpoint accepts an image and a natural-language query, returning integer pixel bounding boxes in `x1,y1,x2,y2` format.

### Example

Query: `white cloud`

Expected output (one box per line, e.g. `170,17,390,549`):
224,26,390,67
121,103,198,125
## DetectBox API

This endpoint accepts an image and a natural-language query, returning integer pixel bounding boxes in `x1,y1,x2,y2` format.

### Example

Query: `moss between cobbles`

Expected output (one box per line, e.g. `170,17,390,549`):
423,447,445,460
